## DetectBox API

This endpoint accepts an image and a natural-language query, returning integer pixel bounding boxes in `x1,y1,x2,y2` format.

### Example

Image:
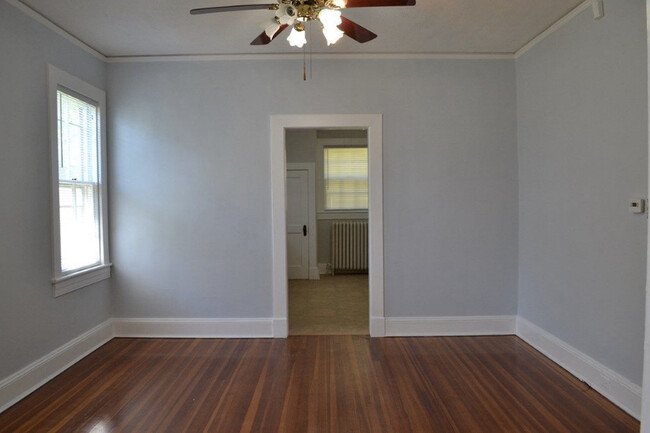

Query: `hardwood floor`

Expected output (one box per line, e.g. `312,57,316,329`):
0,336,639,432
289,274,368,335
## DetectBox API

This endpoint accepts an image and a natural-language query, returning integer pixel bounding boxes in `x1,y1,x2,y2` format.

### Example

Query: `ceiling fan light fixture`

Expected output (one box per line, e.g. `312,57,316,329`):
322,25,344,45
287,25,307,47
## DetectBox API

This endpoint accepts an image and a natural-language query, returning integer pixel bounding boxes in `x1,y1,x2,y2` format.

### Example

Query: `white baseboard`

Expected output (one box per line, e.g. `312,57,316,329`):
516,317,641,420
370,316,386,337
272,318,288,338
385,315,516,337
318,263,330,275
1,315,642,423
0,319,114,413
113,318,274,338
309,267,320,280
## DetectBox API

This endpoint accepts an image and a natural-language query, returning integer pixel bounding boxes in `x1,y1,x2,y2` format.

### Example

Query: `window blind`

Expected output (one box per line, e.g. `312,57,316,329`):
324,147,368,210
57,89,101,272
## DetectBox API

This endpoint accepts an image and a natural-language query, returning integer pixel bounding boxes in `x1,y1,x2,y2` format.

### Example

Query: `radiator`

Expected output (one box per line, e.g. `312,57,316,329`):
331,220,368,274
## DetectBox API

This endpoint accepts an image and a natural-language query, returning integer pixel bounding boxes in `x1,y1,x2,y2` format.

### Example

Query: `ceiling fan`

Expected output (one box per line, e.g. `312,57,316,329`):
190,0,416,48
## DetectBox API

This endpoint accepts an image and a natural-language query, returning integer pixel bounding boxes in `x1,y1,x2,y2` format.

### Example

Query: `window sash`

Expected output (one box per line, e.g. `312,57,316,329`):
324,146,368,210
58,180,102,272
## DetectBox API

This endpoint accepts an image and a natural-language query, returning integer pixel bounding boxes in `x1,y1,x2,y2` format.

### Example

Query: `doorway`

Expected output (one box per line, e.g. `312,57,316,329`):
270,114,384,338
286,130,369,335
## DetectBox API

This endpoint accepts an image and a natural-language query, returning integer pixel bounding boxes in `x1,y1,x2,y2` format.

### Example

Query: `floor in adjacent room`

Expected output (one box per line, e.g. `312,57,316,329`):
0,336,639,432
289,274,368,335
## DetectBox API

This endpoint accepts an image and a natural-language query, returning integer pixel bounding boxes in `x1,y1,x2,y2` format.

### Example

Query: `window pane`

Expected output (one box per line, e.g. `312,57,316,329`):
57,90,101,272
324,147,368,210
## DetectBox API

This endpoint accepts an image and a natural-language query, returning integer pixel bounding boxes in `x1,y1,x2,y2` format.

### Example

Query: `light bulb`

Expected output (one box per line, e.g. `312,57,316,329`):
318,8,342,28
322,25,344,45
259,18,281,38
287,26,307,48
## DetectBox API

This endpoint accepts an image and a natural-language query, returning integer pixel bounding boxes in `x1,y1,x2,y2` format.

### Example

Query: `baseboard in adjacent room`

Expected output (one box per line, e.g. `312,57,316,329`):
309,267,321,280
0,319,114,413
318,263,330,275
516,317,641,420
112,317,274,338
385,315,516,337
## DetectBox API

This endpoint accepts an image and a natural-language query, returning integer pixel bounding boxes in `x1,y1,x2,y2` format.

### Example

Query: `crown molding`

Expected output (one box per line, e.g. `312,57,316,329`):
514,0,592,59
105,52,514,63
6,0,107,61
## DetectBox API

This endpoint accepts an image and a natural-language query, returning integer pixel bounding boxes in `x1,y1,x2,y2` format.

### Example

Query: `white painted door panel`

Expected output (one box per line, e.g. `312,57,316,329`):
287,170,309,279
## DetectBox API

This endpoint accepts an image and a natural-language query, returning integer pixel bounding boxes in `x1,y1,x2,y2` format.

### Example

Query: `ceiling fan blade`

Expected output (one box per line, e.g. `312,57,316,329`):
190,4,274,15
338,17,377,43
250,24,289,45
340,0,414,8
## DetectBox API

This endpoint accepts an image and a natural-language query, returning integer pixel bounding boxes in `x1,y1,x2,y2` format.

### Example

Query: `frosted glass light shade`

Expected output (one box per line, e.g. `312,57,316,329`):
287,27,307,47
322,26,344,45
318,9,342,28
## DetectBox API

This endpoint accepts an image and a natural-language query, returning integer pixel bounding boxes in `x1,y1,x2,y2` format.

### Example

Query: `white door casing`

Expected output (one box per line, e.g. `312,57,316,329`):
270,114,384,338
286,169,309,280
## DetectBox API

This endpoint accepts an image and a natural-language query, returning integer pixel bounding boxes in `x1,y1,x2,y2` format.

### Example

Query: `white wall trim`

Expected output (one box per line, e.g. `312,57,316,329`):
48,65,111,298
517,317,641,420
1,315,641,422
309,267,320,280
385,315,516,337
112,318,274,338
6,0,106,61
272,318,288,338
0,319,114,413
105,52,514,63
318,263,330,275
642,0,650,429
271,114,384,338
515,0,593,58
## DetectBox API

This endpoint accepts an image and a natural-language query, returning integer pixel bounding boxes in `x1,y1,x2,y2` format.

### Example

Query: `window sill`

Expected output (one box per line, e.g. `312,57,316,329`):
317,211,368,220
52,263,112,298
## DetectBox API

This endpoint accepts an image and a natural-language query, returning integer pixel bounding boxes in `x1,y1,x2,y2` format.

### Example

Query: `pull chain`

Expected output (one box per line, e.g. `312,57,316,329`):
303,41,306,81
309,21,313,80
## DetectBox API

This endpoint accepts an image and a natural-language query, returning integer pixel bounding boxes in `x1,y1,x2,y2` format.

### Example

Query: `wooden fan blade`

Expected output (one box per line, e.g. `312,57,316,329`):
341,0,414,8
338,17,377,43
250,24,289,45
190,4,274,15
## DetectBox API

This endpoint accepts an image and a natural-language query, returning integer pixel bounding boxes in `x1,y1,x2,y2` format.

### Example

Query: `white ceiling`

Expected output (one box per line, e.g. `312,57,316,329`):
18,0,584,57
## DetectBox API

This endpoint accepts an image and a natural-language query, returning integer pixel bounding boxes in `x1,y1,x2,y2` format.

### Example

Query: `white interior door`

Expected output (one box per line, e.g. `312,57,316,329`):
287,169,309,279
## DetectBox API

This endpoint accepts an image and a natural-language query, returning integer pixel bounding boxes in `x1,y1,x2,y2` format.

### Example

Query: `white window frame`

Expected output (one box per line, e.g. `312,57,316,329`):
316,137,369,219
48,65,111,297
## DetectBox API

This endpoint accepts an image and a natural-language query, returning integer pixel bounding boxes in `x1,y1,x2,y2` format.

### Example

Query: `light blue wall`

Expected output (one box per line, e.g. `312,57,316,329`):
0,1,111,379
3,0,646,398
516,0,647,385
107,59,519,318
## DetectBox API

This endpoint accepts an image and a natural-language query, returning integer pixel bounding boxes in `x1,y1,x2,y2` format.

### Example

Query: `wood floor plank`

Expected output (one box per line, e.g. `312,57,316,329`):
0,336,639,433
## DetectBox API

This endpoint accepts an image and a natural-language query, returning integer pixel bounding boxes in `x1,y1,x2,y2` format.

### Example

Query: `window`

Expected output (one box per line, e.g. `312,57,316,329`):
49,66,110,297
323,146,368,210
